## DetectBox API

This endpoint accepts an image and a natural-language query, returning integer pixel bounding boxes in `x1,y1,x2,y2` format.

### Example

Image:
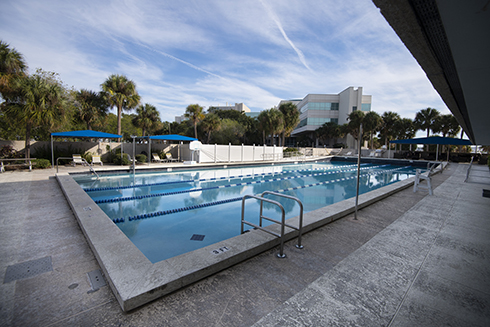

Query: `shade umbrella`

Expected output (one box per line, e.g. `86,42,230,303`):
50,130,122,167
137,134,198,163
390,136,473,161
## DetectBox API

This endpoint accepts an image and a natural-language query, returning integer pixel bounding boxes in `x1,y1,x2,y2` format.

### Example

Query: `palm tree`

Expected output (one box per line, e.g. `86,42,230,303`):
414,107,440,138
101,74,140,138
257,110,271,145
185,104,205,139
363,111,382,149
394,118,416,150
379,111,401,149
278,102,300,146
434,114,460,137
0,41,27,99
201,113,221,144
4,73,65,158
74,89,107,130
261,108,284,146
132,103,160,136
347,110,365,148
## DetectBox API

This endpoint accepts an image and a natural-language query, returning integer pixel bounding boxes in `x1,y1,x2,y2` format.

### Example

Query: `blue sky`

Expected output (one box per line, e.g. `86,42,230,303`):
0,0,450,124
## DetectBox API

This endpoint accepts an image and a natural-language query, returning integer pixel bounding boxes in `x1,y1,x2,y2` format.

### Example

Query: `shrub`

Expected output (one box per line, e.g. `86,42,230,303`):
82,152,92,164
113,154,130,165
136,154,147,163
283,147,297,153
33,158,51,169
0,145,17,158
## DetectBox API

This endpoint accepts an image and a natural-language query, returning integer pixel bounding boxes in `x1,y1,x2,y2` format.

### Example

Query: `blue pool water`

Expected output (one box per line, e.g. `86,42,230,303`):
74,161,418,263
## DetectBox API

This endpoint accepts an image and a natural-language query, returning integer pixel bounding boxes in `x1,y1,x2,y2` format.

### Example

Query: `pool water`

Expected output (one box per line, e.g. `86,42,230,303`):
75,162,418,263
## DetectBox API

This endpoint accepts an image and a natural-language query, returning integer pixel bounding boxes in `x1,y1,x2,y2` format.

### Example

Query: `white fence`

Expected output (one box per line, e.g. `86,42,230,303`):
189,144,283,163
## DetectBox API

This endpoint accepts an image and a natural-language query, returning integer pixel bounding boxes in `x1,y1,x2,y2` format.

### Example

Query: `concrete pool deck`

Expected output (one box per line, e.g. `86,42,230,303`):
1,162,489,326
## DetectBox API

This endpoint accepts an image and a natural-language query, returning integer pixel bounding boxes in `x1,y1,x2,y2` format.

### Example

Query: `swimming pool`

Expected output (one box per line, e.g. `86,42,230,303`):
75,161,418,263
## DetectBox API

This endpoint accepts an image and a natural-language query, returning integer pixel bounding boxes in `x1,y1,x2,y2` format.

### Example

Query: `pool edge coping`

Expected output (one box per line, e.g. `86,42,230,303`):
56,162,443,311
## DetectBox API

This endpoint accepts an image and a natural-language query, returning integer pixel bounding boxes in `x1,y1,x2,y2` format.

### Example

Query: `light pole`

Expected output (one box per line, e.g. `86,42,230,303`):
354,123,362,220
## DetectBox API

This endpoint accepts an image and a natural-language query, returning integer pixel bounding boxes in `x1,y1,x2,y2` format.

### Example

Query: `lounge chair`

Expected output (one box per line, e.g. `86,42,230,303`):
166,153,178,162
152,153,164,163
72,154,85,166
92,155,103,165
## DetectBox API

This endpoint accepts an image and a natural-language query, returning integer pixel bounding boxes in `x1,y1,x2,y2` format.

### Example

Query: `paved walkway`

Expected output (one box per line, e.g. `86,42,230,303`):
253,163,490,326
0,162,488,326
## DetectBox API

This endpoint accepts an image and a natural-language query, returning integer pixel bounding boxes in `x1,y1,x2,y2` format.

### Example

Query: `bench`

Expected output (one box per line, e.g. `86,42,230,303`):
0,158,36,173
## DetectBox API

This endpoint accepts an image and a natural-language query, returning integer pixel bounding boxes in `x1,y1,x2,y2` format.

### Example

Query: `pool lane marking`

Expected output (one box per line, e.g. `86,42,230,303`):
83,163,363,192
111,166,411,223
96,164,391,204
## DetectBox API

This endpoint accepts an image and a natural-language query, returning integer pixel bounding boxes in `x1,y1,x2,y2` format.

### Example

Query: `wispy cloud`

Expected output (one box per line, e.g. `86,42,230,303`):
258,0,311,71
0,0,450,123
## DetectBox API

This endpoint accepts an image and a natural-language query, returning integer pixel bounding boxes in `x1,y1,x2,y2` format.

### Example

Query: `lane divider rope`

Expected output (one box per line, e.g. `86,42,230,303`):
99,164,390,205
83,163,362,192
111,165,411,223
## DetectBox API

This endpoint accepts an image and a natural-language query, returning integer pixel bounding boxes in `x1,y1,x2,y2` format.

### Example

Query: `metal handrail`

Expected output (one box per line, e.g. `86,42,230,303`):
261,191,304,249
56,157,99,179
241,195,287,258
464,156,475,183
241,192,304,258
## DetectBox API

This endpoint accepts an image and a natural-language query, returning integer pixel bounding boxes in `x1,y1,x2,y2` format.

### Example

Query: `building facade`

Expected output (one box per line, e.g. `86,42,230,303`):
280,87,371,148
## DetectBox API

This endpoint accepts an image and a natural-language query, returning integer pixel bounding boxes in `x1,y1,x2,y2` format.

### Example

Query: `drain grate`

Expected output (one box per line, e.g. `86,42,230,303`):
190,234,205,241
87,269,106,291
4,256,53,284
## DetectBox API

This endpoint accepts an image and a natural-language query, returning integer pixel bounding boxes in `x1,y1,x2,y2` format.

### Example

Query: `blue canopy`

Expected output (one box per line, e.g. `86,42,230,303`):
390,136,472,145
141,134,198,141
51,130,122,138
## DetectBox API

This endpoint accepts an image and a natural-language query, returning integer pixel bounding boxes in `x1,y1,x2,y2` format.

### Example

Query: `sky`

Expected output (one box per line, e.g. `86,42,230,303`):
0,0,451,125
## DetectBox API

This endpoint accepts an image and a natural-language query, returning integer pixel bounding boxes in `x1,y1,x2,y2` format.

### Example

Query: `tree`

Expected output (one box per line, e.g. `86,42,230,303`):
434,114,460,137
0,40,27,99
257,110,270,145
257,108,283,146
363,111,382,149
211,119,245,145
201,113,221,144
379,111,401,149
278,102,300,146
185,104,205,139
414,107,440,138
74,89,107,130
132,103,160,136
315,122,341,147
101,74,140,138
394,118,416,151
4,71,65,158
346,110,365,147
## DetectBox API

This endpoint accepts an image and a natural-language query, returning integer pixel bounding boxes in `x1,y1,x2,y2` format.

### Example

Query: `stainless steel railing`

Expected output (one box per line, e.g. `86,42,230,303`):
56,157,99,179
241,192,304,258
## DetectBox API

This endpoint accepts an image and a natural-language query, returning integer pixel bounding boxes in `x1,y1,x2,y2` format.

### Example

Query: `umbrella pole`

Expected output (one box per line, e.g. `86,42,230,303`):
51,135,54,169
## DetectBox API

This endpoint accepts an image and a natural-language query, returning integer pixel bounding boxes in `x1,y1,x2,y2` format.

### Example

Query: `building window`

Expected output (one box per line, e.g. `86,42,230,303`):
307,102,339,111
361,103,371,111
352,106,357,111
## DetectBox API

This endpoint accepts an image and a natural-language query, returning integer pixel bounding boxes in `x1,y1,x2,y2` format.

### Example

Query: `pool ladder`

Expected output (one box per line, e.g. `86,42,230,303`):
241,191,304,258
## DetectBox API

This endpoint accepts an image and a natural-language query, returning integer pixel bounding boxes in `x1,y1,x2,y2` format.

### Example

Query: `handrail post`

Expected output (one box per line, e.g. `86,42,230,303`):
261,191,304,249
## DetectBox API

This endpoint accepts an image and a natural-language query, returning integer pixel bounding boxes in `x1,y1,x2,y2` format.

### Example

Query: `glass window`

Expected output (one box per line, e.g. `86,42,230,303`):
352,106,357,111
361,103,371,111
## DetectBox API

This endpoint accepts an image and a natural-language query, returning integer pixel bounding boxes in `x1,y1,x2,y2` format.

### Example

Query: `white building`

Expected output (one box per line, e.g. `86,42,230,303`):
211,103,251,113
279,87,372,148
